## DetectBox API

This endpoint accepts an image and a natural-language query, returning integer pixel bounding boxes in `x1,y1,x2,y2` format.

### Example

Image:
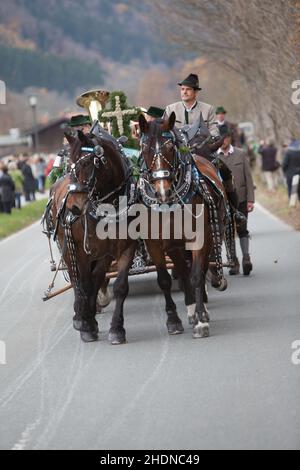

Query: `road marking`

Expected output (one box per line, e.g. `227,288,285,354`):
0,341,6,365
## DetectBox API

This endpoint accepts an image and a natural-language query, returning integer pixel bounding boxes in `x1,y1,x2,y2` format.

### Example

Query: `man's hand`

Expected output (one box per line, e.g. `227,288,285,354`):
248,202,255,212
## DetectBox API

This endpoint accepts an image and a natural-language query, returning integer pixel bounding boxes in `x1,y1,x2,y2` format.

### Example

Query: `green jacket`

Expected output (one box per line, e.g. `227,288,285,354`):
9,170,24,193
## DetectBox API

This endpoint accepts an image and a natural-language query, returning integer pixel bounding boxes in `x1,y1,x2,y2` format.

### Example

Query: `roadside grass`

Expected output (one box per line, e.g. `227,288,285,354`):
254,171,300,230
0,198,47,240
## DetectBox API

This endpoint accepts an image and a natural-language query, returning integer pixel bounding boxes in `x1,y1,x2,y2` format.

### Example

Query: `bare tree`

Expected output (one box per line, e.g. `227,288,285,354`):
145,0,300,142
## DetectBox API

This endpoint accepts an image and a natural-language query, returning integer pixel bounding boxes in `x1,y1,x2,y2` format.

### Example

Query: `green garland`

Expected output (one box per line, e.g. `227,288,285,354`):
98,91,141,149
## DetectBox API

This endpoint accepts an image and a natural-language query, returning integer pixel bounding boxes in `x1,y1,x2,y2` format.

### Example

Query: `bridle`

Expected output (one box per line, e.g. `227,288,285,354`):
139,128,193,207
140,130,188,182
70,143,108,194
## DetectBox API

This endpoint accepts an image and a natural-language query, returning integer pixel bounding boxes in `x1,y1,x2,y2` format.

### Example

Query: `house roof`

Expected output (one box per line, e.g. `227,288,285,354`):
24,117,68,136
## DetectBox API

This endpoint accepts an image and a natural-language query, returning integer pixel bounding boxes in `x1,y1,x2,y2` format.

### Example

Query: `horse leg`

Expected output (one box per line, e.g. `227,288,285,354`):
147,242,184,335
191,251,210,339
76,260,107,342
74,282,99,343
108,243,136,345
96,277,112,314
168,249,197,326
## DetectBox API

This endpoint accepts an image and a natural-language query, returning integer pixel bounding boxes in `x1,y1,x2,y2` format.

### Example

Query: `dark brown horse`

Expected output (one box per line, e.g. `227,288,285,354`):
138,113,228,338
48,130,137,343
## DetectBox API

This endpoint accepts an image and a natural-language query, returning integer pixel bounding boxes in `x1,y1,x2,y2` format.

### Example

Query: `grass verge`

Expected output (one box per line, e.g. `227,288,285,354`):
254,172,300,230
0,198,47,240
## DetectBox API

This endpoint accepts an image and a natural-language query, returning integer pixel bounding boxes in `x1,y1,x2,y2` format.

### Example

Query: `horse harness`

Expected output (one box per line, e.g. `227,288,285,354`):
138,128,234,281
43,140,137,293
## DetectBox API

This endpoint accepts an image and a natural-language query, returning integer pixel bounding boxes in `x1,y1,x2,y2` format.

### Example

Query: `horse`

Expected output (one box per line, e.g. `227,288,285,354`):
185,120,240,281
138,112,228,338
46,129,137,344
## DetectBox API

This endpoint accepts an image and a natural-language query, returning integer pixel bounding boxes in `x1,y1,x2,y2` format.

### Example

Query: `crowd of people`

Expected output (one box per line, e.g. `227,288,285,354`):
0,153,54,214
258,138,300,200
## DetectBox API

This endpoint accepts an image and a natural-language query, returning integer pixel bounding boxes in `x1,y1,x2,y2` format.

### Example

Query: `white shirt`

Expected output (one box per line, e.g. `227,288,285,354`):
217,145,234,156
183,101,198,113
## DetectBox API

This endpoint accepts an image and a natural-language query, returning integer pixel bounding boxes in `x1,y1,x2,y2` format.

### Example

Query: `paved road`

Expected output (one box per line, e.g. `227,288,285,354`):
0,205,299,450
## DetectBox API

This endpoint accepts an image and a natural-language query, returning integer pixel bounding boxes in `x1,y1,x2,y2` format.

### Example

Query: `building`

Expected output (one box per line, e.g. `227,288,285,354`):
0,129,32,158
0,117,69,158
25,117,69,154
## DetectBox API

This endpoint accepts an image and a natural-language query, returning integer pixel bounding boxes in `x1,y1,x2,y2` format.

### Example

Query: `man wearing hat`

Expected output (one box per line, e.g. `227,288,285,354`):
67,114,91,132
145,106,165,122
131,106,165,139
164,74,219,138
217,127,255,276
216,106,240,146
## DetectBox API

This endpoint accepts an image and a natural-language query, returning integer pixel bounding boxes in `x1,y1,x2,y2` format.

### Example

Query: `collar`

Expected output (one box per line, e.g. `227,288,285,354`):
217,145,234,156
182,101,198,112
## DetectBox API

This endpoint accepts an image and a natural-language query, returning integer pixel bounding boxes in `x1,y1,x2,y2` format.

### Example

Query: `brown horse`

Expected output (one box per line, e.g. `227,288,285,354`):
48,130,137,343
138,113,228,338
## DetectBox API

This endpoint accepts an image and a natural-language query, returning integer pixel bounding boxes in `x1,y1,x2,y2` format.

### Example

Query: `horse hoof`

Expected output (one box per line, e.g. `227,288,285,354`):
80,330,99,342
203,307,210,323
211,274,220,289
188,315,197,327
73,318,82,331
216,277,228,292
193,322,210,339
167,321,184,335
108,331,127,345
97,288,112,309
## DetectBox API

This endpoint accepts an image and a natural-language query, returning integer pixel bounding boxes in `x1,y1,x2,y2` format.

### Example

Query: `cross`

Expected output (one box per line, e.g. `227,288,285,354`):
101,95,137,135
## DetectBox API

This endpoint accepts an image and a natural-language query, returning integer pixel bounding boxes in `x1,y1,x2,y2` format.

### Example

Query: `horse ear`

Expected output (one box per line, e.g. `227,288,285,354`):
64,132,76,145
162,112,176,131
139,113,149,134
208,135,225,152
168,112,176,130
77,130,86,143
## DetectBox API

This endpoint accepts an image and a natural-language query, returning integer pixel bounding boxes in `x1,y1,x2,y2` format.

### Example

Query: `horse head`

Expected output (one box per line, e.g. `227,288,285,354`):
139,112,183,204
65,130,126,199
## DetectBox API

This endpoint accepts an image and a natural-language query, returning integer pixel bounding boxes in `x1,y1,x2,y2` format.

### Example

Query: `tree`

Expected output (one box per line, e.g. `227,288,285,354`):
145,0,300,143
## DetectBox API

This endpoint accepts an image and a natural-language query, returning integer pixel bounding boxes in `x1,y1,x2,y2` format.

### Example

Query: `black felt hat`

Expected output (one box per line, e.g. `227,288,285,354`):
178,74,202,90
219,124,232,138
146,106,165,118
68,114,91,127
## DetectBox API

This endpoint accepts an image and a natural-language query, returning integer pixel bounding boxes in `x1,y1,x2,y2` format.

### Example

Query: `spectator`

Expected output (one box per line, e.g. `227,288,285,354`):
8,161,24,210
0,165,15,214
282,139,300,200
19,158,36,202
258,139,280,192
35,157,47,193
